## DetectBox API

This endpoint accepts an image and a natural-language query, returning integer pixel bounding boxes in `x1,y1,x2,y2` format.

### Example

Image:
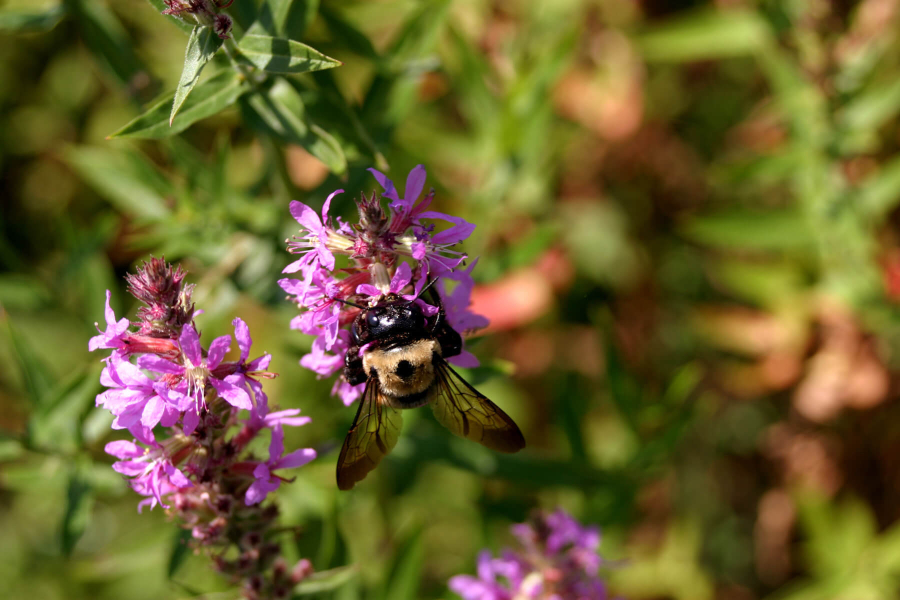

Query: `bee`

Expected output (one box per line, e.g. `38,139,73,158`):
336,286,525,490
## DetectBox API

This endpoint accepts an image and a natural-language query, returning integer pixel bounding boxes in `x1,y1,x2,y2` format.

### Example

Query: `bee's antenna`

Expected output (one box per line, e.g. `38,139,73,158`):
331,296,367,309
407,277,439,303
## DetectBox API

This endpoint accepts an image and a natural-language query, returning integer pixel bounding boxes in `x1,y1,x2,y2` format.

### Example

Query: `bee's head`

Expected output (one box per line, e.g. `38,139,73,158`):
351,295,427,345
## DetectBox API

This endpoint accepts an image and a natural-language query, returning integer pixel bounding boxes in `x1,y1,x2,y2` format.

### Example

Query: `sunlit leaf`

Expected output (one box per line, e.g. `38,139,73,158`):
251,0,318,38
236,34,341,74
109,70,247,139
636,9,772,62
241,80,347,175
171,26,225,125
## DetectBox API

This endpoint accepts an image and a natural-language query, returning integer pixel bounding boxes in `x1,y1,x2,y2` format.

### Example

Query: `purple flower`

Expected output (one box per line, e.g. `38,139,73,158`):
449,510,613,600
138,325,251,434
229,317,274,419
88,290,130,351
106,438,192,511
97,351,190,432
284,190,343,275
245,425,317,505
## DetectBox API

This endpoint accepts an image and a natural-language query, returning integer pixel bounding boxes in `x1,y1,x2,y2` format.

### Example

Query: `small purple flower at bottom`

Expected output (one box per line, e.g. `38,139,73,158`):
245,426,317,505
449,509,614,600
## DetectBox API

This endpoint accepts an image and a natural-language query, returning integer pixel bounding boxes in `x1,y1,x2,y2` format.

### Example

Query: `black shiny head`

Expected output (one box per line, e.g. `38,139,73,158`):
351,294,428,347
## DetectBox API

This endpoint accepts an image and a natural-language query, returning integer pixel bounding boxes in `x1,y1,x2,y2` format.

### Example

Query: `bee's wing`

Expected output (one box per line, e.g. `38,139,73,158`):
336,377,403,490
429,357,525,453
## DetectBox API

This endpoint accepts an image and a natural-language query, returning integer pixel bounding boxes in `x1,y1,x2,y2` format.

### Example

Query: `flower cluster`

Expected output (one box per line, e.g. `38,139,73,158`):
449,509,614,600
90,258,315,599
279,165,488,405
162,0,233,38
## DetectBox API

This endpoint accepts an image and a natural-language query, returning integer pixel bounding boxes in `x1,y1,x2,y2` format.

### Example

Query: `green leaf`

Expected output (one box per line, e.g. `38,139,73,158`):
636,9,772,63
143,0,193,34
65,146,173,220
857,155,900,220
61,463,94,556
171,26,225,125
681,210,815,251
4,317,55,408
63,0,150,91
294,565,359,595
320,4,379,62
109,70,247,139
167,528,193,578
236,34,341,74
379,529,424,600
0,5,66,33
837,78,900,134
242,80,347,175
252,0,319,38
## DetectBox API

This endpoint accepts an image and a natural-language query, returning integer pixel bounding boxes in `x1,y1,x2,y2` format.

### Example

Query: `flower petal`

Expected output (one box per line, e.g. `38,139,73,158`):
275,447,316,470
207,335,232,369
322,189,344,221
141,396,165,429
179,325,203,365
137,354,183,375
404,165,426,206
367,168,400,202
290,200,323,233
232,318,252,363
268,426,285,463
209,377,252,410
105,440,144,459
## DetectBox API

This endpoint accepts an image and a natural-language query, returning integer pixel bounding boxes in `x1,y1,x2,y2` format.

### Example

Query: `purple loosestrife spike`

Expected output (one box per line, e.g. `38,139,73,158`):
91,258,319,599
449,509,616,600
281,164,488,404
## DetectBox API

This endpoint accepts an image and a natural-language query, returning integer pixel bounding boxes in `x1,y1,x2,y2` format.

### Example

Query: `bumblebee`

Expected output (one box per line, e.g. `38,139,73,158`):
337,289,525,490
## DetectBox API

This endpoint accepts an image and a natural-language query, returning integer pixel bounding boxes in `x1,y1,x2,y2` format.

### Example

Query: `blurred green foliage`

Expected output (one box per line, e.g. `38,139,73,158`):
5,0,900,599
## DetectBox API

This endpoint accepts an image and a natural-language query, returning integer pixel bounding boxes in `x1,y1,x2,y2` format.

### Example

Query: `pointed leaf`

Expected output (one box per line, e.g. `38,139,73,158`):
294,565,358,595
0,5,66,33
236,34,341,73
241,80,347,174
171,26,225,125
65,146,172,219
167,528,194,578
251,0,319,38
63,0,150,92
61,464,94,556
109,70,247,139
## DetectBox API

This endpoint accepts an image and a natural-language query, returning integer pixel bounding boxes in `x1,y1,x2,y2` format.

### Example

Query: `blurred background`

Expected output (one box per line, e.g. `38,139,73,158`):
5,0,900,598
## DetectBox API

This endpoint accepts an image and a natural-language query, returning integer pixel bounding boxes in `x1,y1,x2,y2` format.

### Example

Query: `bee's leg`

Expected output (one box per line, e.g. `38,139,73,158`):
343,344,367,385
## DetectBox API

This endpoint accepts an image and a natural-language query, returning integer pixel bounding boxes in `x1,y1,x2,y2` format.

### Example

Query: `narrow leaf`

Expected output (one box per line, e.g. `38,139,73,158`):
320,4,379,61
65,146,172,219
63,0,150,92
379,529,424,600
636,9,772,63
242,80,347,174
252,0,319,38
236,34,341,73
294,565,359,595
109,70,247,139
0,5,66,33
171,26,225,125
168,528,194,578
61,466,94,556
